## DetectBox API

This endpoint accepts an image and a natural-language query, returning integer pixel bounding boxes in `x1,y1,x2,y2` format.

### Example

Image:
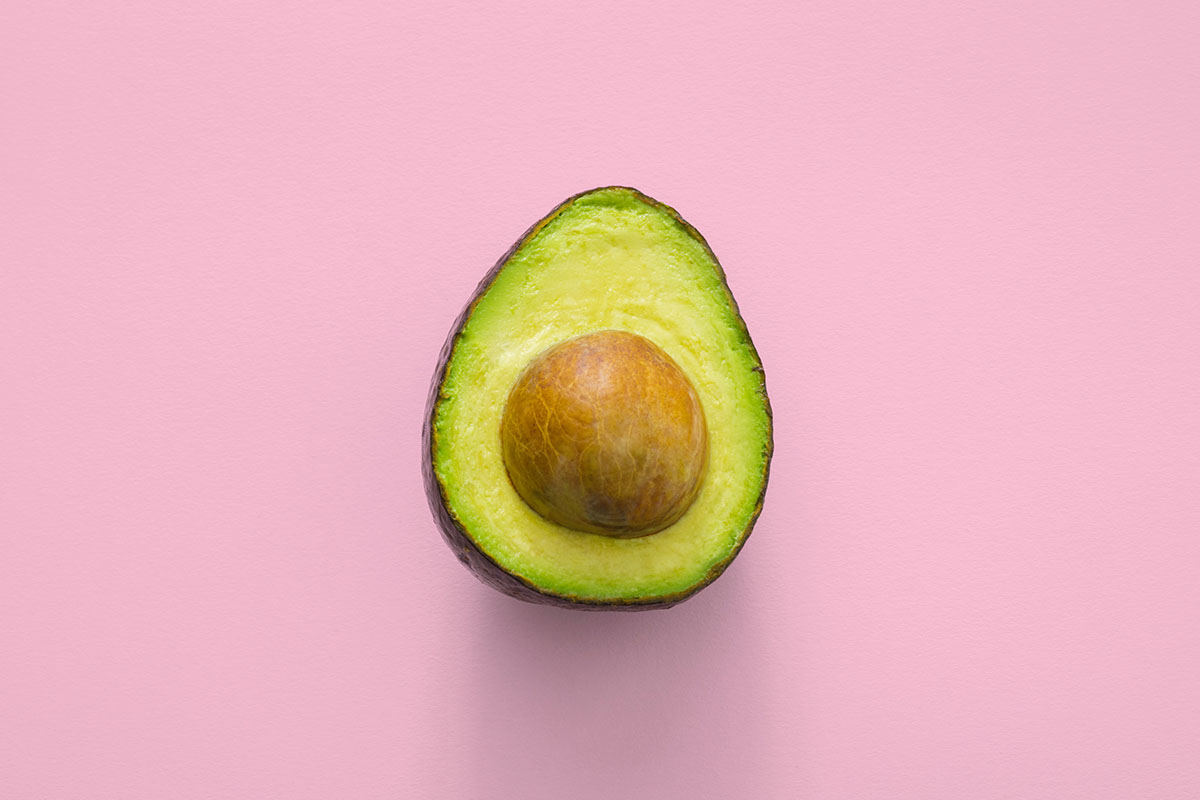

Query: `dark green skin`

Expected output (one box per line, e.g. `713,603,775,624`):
422,187,773,610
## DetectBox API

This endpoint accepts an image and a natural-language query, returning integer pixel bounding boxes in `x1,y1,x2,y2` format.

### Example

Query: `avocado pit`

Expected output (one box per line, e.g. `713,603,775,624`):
500,330,708,537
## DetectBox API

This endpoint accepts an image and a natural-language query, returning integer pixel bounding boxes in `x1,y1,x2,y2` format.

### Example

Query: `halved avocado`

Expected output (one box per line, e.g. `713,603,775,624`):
423,187,772,610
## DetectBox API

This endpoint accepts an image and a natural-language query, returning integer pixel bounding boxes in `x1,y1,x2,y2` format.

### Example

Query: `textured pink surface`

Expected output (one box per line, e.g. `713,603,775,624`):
3,2,1199,798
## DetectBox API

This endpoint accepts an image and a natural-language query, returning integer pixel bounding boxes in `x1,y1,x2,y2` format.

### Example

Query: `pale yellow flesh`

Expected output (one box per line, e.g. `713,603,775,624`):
433,188,770,601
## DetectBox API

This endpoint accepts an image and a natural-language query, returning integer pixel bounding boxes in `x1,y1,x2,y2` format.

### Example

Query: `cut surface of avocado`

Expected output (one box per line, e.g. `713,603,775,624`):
426,187,772,608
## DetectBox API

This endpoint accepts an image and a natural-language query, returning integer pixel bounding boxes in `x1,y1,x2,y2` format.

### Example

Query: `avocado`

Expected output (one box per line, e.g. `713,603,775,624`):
423,187,772,610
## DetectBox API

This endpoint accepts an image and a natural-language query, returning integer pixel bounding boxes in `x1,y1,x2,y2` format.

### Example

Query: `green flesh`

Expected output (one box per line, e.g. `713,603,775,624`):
432,187,770,603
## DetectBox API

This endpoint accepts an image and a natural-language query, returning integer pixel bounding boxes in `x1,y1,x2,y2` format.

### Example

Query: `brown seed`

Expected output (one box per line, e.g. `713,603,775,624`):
500,330,708,537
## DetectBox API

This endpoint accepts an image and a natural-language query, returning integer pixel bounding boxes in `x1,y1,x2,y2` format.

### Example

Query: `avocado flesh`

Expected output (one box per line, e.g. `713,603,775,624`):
428,187,771,606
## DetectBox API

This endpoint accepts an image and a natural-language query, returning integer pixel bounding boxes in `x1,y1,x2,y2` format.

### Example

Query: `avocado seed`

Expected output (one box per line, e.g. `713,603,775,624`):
500,330,708,537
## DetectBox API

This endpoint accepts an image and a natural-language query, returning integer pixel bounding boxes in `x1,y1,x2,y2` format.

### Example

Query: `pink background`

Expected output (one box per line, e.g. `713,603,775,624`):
3,2,1198,797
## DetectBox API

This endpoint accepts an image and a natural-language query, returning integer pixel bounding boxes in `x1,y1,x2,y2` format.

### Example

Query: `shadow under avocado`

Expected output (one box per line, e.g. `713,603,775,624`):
462,563,773,796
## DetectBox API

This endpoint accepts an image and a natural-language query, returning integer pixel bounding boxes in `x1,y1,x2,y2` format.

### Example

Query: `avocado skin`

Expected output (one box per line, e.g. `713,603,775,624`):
422,187,773,610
